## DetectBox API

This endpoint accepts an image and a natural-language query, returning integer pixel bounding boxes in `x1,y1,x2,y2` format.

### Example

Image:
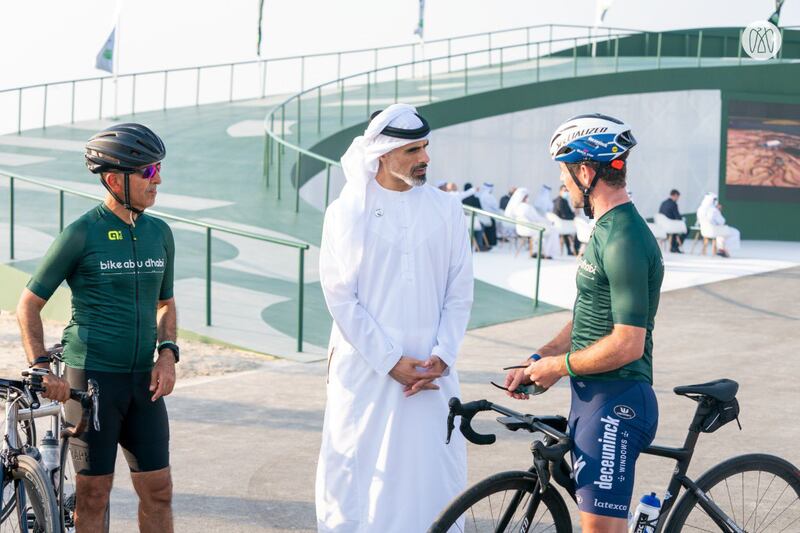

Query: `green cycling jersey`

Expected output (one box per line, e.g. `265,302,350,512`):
571,201,664,383
27,203,175,372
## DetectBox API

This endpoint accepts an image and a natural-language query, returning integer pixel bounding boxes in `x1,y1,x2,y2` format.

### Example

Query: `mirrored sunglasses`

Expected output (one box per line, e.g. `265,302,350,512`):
140,162,161,180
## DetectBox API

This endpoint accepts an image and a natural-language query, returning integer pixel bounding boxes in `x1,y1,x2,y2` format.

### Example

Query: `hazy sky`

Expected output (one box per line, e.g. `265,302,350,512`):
0,0,795,90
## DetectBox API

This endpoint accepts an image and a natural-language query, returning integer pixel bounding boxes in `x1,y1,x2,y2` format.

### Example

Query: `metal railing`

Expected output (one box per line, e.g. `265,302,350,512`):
1,171,310,352
0,23,637,135
465,206,546,308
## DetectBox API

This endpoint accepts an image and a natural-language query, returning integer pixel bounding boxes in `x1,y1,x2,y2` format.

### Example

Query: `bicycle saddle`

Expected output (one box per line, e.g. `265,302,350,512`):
674,378,738,402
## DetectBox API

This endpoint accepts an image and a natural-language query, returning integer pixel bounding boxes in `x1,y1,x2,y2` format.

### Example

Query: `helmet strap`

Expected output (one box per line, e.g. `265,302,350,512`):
99,172,144,219
567,164,601,219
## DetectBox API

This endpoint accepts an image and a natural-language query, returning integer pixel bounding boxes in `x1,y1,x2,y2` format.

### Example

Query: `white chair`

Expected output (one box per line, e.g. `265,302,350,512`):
697,221,720,255
514,219,542,258
573,217,595,256
654,213,687,252
546,212,577,255
465,213,489,252
647,222,669,251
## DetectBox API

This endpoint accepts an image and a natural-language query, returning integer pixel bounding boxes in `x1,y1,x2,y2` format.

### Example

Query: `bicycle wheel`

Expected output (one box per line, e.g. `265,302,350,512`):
56,441,109,533
428,471,572,533
0,455,58,533
666,453,800,532
57,439,76,532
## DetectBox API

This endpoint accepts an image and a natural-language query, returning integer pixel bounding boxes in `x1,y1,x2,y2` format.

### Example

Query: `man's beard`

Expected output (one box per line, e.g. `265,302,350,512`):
397,164,427,187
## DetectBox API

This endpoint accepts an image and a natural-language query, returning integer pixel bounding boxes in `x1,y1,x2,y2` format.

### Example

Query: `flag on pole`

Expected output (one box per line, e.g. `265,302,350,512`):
594,0,614,27
413,0,425,40
257,0,266,57
96,28,116,73
768,0,785,26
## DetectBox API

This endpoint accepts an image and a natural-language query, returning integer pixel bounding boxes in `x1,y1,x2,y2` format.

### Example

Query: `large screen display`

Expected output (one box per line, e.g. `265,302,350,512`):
725,99,800,202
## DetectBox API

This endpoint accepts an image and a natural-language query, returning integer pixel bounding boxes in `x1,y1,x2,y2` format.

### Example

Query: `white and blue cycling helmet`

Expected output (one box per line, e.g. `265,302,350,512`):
549,113,637,217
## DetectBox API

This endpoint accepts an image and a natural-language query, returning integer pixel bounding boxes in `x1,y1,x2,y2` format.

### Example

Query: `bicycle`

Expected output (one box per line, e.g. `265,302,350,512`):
428,378,800,532
0,365,99,533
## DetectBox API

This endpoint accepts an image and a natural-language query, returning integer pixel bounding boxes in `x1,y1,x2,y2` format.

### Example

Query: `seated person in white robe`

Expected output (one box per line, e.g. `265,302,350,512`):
504,187,560,259
316,104,473,533
696,193,741,258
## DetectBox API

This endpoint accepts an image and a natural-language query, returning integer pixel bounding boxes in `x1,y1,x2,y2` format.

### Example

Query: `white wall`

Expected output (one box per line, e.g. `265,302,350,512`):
302,90,722,218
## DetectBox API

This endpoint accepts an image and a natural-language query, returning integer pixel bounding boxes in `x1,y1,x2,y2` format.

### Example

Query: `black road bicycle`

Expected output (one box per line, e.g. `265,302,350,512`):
429,379,800,532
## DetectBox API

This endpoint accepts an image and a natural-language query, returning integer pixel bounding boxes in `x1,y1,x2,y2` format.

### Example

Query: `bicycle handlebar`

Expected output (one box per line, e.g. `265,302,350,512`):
446,397,571,452
446,398,497,445
21,368,100,438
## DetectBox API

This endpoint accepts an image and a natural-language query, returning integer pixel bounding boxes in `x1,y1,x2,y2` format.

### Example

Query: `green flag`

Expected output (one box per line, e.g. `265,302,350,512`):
768,0,786,26
413,0,425,40
257,0,266,57
96,28,115,73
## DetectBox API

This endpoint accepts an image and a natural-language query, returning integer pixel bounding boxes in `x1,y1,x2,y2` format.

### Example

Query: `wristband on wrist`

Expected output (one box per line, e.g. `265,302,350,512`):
30,355,51,367
157,341,180,363
565,351,578,378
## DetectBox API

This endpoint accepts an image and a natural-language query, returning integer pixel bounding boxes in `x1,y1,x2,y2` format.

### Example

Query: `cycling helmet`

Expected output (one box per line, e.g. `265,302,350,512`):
85,123,166,215
549,113,636,164
549,113,636,218
85,123,165,173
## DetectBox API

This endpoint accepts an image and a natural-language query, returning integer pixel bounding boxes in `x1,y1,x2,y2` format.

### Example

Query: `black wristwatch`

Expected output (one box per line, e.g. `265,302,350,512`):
157,341,180,364
29,355,51,368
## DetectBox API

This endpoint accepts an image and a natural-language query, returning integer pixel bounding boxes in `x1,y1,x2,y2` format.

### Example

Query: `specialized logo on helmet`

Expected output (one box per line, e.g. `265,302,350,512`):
613,405,636,420
741,21,782,60
107,230,123,241
551,126,610,153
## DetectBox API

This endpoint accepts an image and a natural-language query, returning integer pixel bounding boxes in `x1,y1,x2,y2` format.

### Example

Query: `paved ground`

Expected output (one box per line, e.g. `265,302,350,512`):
94,266,800,532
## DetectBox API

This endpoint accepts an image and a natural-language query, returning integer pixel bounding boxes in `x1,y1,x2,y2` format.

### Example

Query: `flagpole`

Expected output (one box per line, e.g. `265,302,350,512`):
258,0,266,98
113,5,121,119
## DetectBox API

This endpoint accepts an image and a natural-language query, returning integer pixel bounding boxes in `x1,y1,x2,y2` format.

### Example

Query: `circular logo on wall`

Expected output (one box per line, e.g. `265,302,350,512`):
741,21,782,60
613,405,636,419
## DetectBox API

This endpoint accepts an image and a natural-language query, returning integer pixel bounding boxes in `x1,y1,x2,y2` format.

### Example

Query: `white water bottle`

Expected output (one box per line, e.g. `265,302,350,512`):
628,492,660,533
39,430,60,473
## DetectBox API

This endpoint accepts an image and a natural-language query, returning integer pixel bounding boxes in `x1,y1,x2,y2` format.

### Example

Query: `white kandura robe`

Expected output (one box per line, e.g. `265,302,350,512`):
316,180,474,533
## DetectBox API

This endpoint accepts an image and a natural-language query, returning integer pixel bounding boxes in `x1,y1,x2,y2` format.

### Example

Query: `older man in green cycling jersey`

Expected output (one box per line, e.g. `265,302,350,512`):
17,123,178,533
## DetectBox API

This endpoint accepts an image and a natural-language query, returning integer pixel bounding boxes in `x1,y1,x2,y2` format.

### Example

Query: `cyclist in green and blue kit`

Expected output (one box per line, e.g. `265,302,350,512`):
17,123,178,533
505,114,664,533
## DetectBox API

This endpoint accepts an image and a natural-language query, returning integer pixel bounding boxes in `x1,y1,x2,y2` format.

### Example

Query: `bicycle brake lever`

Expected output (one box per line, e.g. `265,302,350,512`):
446,410,456,444
87,379,100,431
20,369,45,409
532,441,552,494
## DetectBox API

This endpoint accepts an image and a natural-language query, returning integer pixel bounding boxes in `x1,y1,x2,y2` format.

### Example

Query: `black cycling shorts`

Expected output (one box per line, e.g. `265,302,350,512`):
64,367,170,476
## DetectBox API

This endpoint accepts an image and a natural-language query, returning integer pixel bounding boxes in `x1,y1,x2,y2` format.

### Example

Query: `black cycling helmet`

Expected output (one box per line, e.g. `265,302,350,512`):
85,123,166,173
85,123,166,215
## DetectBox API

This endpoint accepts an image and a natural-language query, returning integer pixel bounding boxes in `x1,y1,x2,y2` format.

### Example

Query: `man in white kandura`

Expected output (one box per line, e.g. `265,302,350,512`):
316,104,474,532
696,192,740,257
504,187,561,259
